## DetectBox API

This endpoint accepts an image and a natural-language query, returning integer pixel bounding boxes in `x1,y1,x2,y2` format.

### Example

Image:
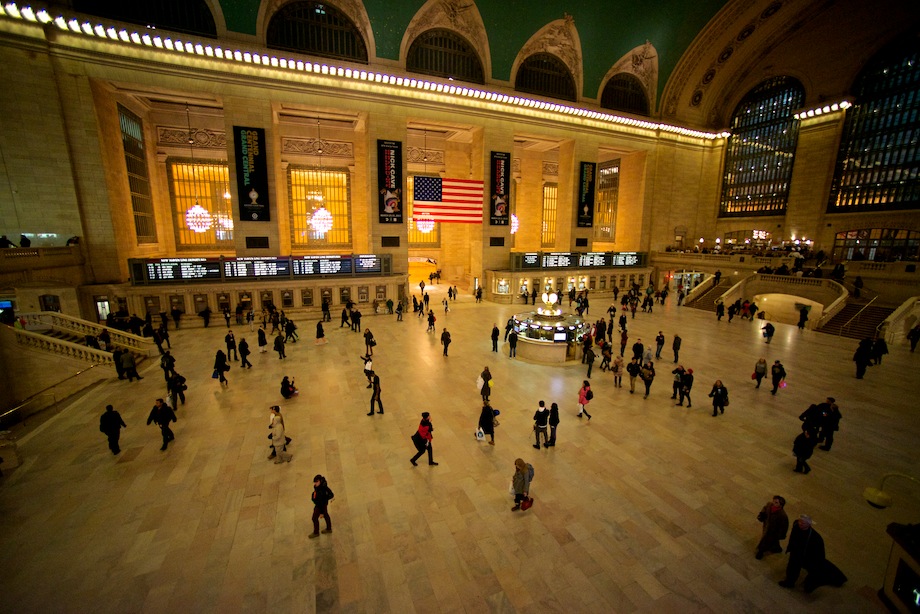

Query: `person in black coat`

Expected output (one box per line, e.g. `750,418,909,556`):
99,404,127,454
817,398,842,451
309,475,335,538
546,402,559,447
146,398,177,451
238,338,252,368
709,380,728,416
478,402,495,445
257,326,268,353
225,331,238,360
779,515,847,592
491,324,500,352
799,403,823,433
792,429,817,473
678,368,694,407
214,350,229,385
853,338,873,379
167,372,187,407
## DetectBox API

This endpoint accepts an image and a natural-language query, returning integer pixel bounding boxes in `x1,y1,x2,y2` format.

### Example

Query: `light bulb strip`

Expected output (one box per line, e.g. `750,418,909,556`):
0,2,729,140
793,100,852,121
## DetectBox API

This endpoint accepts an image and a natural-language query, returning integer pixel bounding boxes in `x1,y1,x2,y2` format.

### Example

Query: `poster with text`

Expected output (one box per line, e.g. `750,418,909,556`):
577,161,596,227
233,126,270,221
490,151,510,226
377,140,403,224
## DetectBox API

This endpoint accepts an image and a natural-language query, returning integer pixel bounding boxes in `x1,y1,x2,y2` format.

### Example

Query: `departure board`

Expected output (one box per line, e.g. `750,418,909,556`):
542,253,574,268
354,254,382,274
291,255,353,276
578,252,612,267
612,252,640,266
145,258,221,281
521,253,541,268
223,257,291,278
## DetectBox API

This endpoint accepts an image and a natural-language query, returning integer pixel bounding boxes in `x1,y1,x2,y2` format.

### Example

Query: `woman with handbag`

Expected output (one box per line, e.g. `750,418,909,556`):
410,412,438,466
478,402,495,445
709,380,729,416
511,458,534,511
753,358,767,388
364,328,376,356
480,366,493,402
268,406,292,463
213,349,229,386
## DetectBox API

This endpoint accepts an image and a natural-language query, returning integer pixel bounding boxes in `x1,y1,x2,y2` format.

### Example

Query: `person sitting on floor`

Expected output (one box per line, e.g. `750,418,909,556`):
280,376,298,399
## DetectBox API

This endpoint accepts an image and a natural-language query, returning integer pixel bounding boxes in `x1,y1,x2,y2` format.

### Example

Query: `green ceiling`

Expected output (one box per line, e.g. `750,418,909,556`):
218,0,729,98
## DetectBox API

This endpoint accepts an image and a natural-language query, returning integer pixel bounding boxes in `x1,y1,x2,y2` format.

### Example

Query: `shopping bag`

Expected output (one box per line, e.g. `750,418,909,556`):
475,428,484,440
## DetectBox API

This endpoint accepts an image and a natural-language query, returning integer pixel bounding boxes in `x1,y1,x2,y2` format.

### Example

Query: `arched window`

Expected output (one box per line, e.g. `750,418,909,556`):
719,76,804,217
406,29,484,85
600,74,649,116
833,229,920,262
267,1,368,64
73,0,216,38
288,166,352,248
515,53,577,102
828,40,920,212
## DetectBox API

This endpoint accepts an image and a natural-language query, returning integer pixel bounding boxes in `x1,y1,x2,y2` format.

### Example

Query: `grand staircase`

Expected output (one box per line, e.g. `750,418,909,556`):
685,279,731,312
817,301,895,339
15,312,157,365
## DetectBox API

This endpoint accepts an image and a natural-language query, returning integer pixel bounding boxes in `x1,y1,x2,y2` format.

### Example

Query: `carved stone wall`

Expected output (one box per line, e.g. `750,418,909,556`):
601,41,659,111
406,146,444,166
402,0,491,76
157,126,226,149
515,14,583,97
281,137,354,158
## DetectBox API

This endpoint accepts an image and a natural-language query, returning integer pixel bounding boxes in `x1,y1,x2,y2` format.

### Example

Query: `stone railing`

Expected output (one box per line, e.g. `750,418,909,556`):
651,251,798,269
879,296,920,345
714,274,848,329
20,312,157,355
0,245,83,273
14,327,115,365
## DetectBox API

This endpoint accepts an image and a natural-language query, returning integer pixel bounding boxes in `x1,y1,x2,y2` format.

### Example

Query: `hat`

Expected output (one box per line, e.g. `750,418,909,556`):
798,514,813,527
422,411,430,419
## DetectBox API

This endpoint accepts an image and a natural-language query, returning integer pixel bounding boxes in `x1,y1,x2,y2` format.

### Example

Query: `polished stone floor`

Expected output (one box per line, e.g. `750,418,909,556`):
0,283,917,613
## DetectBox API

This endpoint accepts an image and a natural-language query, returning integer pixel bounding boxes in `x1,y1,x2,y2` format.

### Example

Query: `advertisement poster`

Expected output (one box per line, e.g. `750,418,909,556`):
233,126,270,221
490,151,510,226
577,161,596,228
377,140,403,224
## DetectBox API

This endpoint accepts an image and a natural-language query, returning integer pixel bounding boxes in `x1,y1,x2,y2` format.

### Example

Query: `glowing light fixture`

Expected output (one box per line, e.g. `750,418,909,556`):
415,216,435,234
308,118,332,237
183,104,212,233
510,213,519,234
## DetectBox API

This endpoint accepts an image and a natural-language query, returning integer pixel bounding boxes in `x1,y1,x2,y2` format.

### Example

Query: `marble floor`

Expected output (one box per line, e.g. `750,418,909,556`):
0,283,918,613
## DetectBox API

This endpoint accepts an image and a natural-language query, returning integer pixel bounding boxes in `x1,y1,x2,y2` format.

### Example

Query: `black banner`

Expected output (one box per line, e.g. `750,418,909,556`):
490,151,510,226
233,126,270,221
377,140,403,224
577,161,596,228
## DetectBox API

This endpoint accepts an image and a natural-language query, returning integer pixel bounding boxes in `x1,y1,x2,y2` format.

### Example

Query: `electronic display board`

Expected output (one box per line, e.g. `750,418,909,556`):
578,252,612,267
291,255,353,276
542,253,574,268
145,258,222,281
521,253,541,268
353,254,382,274
223,257,291,278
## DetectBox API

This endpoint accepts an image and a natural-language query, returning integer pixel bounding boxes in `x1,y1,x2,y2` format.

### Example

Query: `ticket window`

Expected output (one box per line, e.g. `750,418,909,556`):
577,276,588,291
216,293,231,312
280,290,294,309
321,288,333,306
599,276,607,290
301,288,314,307
567,277,576,291
193,294,209,315
260,291,274,311
589,276,596,290
629,274,636,289
144,296,161,316
555,278,564,292
519,280,529,295
169,295,185,315
239,292,252,311
358,286,369,303
339,287,351,304
114,297,128,315
619,276,627,289
543,278,553,292
496,278,510,294
376,285,387,300
638,274,646,287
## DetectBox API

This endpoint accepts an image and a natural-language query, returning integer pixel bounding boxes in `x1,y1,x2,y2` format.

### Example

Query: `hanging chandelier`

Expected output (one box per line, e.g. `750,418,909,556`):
415,215,435,234
510,213,519,234
184,104,212,233
309,118,333,237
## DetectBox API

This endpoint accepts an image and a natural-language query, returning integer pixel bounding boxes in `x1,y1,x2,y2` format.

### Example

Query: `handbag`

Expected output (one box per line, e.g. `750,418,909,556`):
211,369,219,379
520,497,534,511
724,397,730,406
411,432,426,450
476,375,484,390
475,428,484,440
780,381,787,389
751,372,757,380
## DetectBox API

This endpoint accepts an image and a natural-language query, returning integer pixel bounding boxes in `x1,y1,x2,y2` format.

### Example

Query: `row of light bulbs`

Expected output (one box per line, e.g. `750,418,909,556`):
1,2,730,140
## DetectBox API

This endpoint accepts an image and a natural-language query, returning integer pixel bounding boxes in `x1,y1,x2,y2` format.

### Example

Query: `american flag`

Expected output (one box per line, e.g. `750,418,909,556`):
413,176,484,224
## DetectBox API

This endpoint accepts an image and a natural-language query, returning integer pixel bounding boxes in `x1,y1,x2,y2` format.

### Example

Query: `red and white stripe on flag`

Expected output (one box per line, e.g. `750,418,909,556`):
413,176,484,223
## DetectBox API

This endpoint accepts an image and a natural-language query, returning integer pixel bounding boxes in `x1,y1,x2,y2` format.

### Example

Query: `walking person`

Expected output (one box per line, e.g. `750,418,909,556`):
755,495,789,560
268,406,293,463
146,398,176,451
160,350,176,381
491,323,499,352
274,333,286,360
308,475,334,538
817,398,842,451
167,372,187,407
508,330,518,358
257,326,268,353
478,401,495,445
440,327,451,356
762,322,776,344
315,320,326,345
533,401,550,448
239,338,252,368
671,366,685,401
797,306,809,330
612,355,624,388
678,368,694,407
585,344,596,379
510,458,534,512
368,371,383,415
655,331,665,360
672,335,682,363
640,361,656,399
577,381,593,419
427,311,436,332
364,328,376,356
504,317,514,341
793,429,817,474
619,329,628,357
121,351,142,382
213,349,230,385
709,380,729,416
99,404,127,455
771,360,787,395
626,357,641,393
779,515,848,592
546,402,560,447
753,358,768,388
321,298,331,322
410,412,438,466
479,366,492,402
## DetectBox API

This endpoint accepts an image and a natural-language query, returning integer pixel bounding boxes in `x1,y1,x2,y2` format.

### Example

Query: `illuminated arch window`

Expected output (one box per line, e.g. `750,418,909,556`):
595,160,619,240
833,228,920,262
406,29,484,85
515,53,577,102
267,1,368,63
289,166,352,248
118,105,156,244
600,74,649,116
719,76,804,217
406,176,440,246
828,40,920,212
72,0,216,38
541,183,558,247
167,159,233,249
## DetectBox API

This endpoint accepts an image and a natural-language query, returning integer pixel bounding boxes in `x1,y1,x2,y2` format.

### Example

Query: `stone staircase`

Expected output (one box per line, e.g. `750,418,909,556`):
685,279,731,312
817,301,895,339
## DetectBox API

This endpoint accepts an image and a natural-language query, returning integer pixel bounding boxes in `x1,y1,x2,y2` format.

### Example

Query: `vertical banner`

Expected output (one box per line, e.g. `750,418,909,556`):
377,140,403,224
577,161,596,227
233,126,270,221
490,151,510,226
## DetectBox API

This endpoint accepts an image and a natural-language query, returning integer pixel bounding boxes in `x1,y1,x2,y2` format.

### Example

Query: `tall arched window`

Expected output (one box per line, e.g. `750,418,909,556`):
267,1,368,64
828,40,920,212
515,54,577,102
288,166,352,248
406,29,484,85
73,0,216,38
719,76,804,217
600,74,649,116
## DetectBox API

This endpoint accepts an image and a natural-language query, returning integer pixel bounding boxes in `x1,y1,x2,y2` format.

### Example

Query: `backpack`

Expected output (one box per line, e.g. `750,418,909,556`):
527,463,534,482
586,389,594,400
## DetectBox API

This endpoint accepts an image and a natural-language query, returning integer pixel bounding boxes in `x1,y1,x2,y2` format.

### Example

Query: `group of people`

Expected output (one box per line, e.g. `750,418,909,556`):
792,398,843,474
